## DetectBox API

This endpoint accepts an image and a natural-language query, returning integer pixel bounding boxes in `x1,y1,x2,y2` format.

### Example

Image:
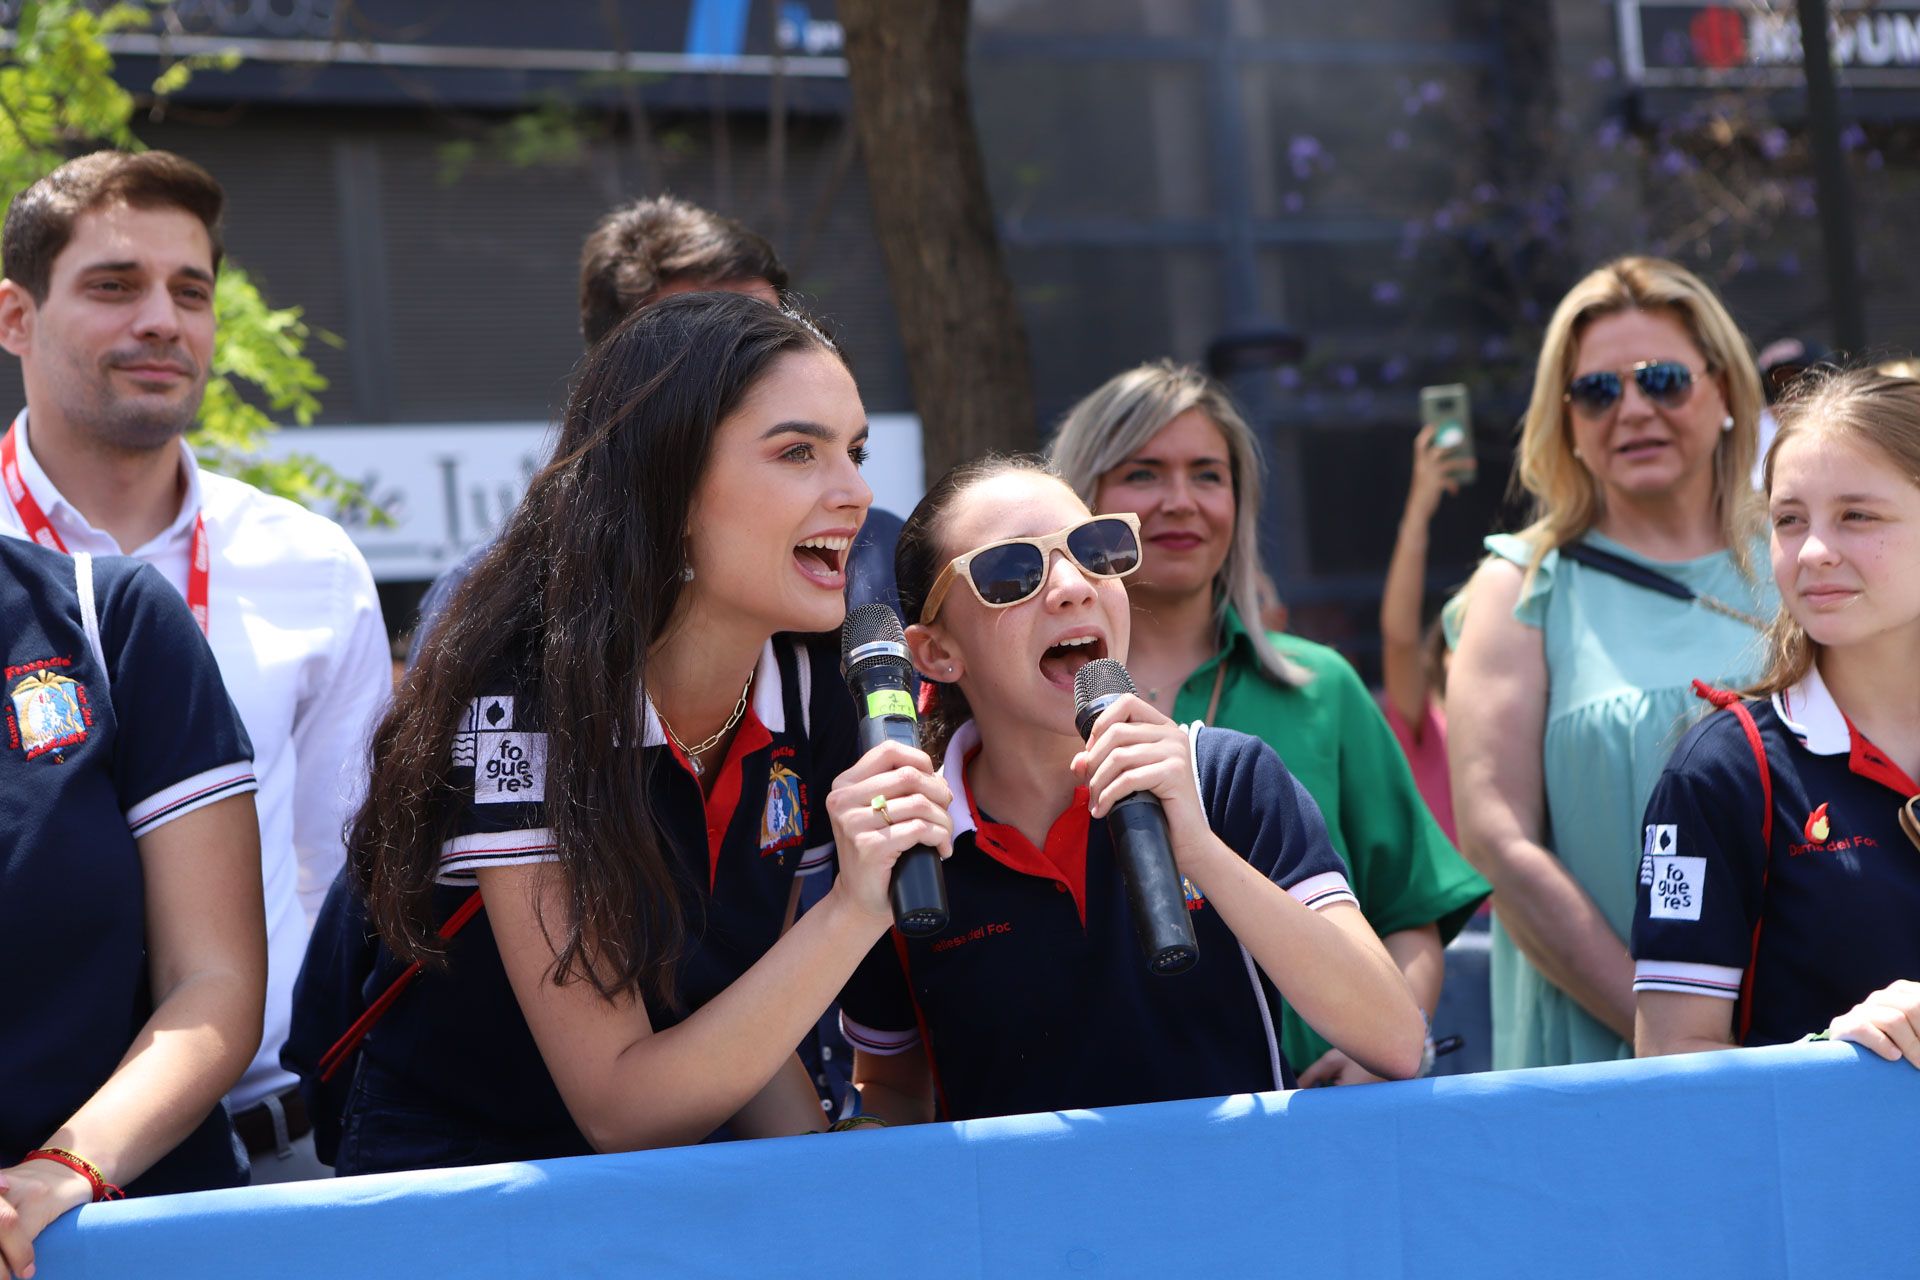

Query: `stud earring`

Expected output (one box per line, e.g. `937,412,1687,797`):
680,564,695,583
1721,414,1735,433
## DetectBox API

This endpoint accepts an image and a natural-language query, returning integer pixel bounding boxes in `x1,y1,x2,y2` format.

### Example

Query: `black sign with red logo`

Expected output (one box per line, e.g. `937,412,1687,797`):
1620,1,1920,88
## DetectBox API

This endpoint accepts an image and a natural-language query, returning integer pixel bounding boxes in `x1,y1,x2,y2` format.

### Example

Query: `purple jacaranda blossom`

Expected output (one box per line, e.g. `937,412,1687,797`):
1380,355,1410,383
1389,128,1410,150
1283,191,1305,213
1840,124,1867,151
1420,79,1445,104
1730,250,1757,274
1472,182,1498,204
1432,207,1455,231
1333,364,1359,389
1432,335,1461,359
1289,135,1323,179
1372,281,1403,306
1480,335,1509,361
1760,127,1790,159
1590,56,1616,80
1596,119,1625,152
1867,150,1885,171
1657,147,1694,176
1779,251,1801,276
1275,366,1303,390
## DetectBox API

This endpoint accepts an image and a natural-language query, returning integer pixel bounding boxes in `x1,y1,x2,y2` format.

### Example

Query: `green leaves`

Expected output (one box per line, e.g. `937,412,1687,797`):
0,0,369,515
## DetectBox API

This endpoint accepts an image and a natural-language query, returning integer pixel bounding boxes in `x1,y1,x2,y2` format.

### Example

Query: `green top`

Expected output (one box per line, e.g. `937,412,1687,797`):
1169,607,1490,1074
1469,531,1775,1070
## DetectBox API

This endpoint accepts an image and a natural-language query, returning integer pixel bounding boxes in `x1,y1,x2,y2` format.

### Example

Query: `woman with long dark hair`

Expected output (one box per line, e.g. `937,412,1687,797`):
841,457,1424,1125
333,293,951,1172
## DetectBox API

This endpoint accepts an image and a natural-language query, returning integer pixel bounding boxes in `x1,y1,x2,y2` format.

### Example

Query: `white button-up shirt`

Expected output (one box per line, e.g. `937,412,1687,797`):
1,412,391,1111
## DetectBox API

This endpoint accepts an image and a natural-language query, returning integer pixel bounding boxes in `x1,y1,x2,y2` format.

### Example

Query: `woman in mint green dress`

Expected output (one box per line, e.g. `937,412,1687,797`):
1448,256,1775,1070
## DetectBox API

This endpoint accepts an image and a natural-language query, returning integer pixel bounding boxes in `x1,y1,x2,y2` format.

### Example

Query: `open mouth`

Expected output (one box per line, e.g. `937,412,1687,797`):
1038,632,1107,690
1615,439,1669,459
793,534,850,587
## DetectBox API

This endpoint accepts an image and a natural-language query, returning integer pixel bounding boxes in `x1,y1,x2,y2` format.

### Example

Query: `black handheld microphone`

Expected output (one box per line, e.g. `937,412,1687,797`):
841,602,950,936
1074,658,1199,976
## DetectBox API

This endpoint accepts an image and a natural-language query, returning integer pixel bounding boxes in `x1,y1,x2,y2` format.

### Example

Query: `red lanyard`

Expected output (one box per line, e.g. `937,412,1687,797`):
2,421,211,635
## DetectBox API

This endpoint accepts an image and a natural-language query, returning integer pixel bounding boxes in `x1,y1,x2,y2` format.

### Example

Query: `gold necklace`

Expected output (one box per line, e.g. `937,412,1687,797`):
657,674,753,776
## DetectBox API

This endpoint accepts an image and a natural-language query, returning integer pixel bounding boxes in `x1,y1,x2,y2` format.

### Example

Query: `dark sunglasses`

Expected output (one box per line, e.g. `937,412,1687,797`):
919,514,1142,624
1564,360,1701,418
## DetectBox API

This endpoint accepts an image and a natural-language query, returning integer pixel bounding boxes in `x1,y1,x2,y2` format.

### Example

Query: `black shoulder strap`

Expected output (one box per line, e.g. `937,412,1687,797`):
1560,541,1768,632
1557,541,1695,603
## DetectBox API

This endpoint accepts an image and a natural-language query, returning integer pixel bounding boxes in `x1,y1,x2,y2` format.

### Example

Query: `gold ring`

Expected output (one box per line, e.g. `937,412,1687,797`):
870,794,892,825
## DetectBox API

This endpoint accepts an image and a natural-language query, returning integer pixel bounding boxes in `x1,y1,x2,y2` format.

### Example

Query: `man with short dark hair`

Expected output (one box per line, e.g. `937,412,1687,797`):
408,193,900,664
577,195,786,344
0,150,390,1182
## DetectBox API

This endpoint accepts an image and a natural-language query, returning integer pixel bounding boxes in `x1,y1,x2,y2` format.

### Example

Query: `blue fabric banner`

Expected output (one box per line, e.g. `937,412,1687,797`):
36,1042,1919,1278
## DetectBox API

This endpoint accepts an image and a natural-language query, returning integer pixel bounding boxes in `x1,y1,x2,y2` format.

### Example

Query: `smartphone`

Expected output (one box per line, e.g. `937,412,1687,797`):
1419,383,1475,484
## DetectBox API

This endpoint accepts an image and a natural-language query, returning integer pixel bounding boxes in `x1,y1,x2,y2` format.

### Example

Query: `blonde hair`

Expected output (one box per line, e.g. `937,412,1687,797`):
1748,367,1920,697
1048,360,1309,687
1513,255,1765,581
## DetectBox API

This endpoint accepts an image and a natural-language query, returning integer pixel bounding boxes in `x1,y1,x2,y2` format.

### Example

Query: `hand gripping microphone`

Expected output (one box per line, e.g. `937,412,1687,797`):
1074,659,1199,976
841,602,950,936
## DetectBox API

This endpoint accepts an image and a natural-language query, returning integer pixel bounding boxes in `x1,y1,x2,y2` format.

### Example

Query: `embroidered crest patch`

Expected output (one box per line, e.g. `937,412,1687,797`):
7,666,91,759
760,761,805,851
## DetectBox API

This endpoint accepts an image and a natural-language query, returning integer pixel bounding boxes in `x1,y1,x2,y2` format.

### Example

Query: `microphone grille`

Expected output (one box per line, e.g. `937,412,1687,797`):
842,602,906,656
842,602,912,679
1073,658,1136,712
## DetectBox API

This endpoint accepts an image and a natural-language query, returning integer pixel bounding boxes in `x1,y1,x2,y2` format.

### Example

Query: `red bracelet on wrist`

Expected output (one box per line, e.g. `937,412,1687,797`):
22,1148,124,1202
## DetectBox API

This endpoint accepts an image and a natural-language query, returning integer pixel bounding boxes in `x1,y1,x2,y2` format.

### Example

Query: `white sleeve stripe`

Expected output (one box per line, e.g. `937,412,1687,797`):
839,1012,920,1055
797,840,834,868
442,829,557,857
126,761,258,836
436,851,560,884
436,829,559,883
1288,870,1358,911
1633,958,1743,998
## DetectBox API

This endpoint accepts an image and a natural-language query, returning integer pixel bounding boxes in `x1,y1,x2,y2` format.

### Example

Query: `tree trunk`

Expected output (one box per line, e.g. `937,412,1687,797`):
839,0,1037,482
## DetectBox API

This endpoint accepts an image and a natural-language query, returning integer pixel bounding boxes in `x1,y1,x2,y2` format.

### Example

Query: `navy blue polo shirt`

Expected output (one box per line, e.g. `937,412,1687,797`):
838,720,1358,1121
1,537,256,1194
341,632,855,1173
1631,669,1920,1047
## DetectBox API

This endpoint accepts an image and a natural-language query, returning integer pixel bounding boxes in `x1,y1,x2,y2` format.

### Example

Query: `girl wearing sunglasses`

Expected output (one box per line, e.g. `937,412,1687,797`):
840,457,1425,1124
328,295,953,1173
1047,361,1487,1086
1632,369,1920,1068
1448,256,1776,1071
